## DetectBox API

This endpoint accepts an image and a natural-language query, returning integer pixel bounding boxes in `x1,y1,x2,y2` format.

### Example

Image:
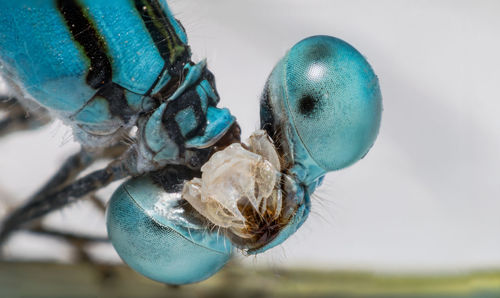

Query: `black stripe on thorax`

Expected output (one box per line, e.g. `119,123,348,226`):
133,0,189,66
56,0,112,89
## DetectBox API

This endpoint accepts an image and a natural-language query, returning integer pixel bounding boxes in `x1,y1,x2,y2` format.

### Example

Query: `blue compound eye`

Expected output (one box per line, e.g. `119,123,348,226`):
262,35,382,178
106,175,232,285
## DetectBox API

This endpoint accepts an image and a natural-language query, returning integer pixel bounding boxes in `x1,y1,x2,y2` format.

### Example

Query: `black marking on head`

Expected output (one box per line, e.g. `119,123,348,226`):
298,95,320,116
57,0,112,89
94,83,135,122
133,0,190,65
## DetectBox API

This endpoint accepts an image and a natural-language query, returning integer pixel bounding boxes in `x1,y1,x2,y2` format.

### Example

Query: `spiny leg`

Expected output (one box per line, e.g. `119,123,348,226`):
37,194,109,263
30,143,127,203
0,145,130,244
0,186,110,263
5,194,110,263
3,145,124,231
30,149,97,202
27,200,119,278
0,157,132,244
0,95,50,137
18,150,117,261
1,148,111,232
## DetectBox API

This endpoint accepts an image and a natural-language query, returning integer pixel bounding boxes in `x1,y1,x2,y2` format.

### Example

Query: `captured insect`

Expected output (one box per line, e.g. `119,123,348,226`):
0,0,382,285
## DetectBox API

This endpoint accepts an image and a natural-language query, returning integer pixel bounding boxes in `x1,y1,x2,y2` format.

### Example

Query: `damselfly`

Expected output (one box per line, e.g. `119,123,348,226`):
0,0,382,284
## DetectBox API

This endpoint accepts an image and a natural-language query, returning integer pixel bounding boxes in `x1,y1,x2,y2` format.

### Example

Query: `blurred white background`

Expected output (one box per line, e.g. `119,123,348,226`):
0,0,499,273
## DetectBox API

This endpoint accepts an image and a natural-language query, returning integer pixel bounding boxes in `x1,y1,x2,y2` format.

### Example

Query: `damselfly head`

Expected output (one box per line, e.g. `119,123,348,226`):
261,35,382,187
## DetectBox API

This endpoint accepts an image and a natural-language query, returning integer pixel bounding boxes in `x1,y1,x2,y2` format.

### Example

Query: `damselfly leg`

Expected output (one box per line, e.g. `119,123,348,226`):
0,144,129,244
0,120,240,245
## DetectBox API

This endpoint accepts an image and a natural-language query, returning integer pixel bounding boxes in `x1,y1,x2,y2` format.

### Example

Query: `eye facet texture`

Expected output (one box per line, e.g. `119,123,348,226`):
106,176,232,285
265,35,382,174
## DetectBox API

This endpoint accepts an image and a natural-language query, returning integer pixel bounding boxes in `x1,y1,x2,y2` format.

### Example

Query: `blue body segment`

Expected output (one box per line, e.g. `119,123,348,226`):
186,107,235,148
73,97,112,124
106,175,232,285
155,0,188,45
0,0,224,151
80,0,166,94
0,1,95,113
138,60,234,168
